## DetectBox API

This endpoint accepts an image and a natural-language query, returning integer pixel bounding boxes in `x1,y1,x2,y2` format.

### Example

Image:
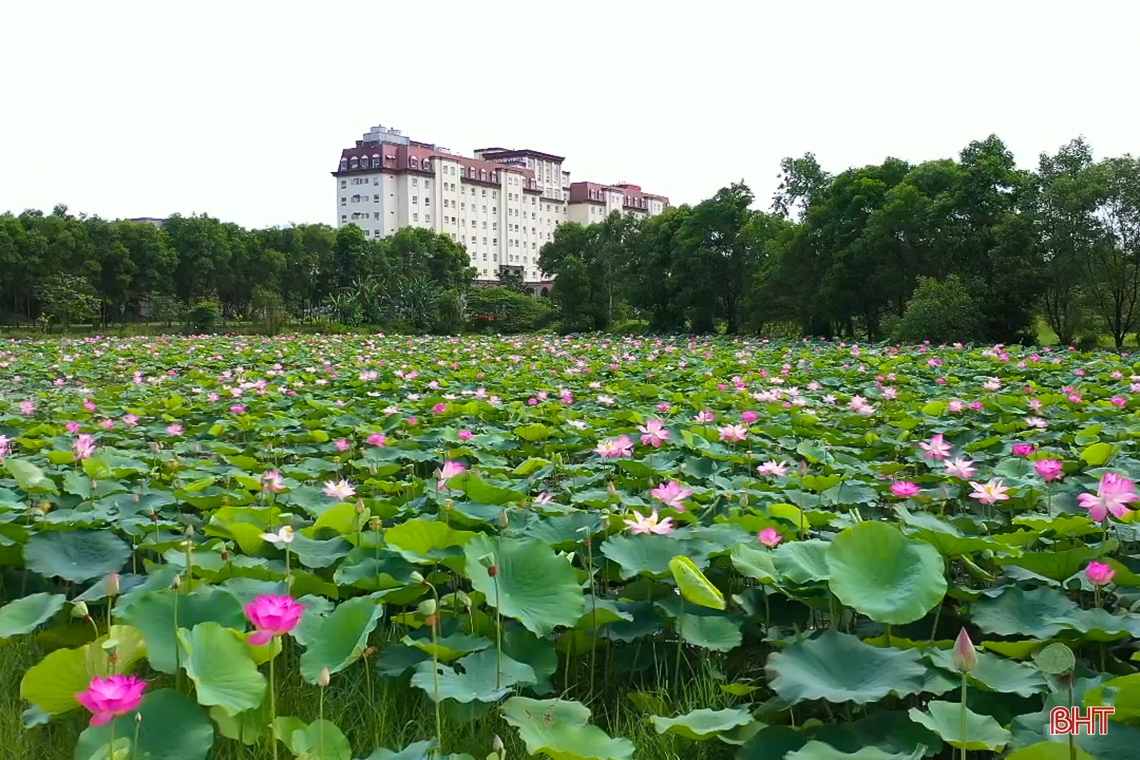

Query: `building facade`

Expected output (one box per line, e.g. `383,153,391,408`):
333,125,669,286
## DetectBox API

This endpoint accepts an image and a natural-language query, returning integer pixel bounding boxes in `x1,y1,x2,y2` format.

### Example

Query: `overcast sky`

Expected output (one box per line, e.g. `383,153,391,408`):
2,1,1137,229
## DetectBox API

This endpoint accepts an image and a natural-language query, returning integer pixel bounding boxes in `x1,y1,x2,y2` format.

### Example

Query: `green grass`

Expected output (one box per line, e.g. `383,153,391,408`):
0,636,743,759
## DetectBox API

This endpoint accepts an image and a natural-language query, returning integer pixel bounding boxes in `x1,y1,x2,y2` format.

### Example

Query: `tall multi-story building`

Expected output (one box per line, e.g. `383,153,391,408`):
332,125,669,285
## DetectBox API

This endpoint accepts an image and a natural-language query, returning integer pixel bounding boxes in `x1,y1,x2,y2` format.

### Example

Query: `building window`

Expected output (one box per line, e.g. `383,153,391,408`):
341,197,346,206
408,157,417,169
373,195,379,202
480,170,487,181
493,238,497,245
413,213,419,222
425,214,431,223
340,158,348,171
412,196,418,205
340,180,346,188
350,158,359,170
341,214,347,222
374,212,380,220
425,180,431,189
424,198,430,206
412,178,418,187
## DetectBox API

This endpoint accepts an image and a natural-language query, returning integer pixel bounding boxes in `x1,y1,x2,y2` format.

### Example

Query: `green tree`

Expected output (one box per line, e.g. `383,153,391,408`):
1084,155,1140,348
892,275,982,344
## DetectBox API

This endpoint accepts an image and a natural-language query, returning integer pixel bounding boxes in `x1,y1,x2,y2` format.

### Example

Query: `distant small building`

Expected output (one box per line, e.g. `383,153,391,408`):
128,217,166,228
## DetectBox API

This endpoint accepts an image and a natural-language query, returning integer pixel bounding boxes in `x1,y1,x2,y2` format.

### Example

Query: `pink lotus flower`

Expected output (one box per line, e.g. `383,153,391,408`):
637,419,670,448
694,411,715,423
76,674,146,726
166,423,183,436
122,414,139,427
952,628,978,673
758,527,782,548
948,400,965,413
1111,396,1127,408
99,418,114,430
1035,459,1063,482
458,429,473,441
438,460,467,489
1011,443,1034,457
1086,561,1116,586
891,481,921,498
83,401,97,412
918,434,952,461
230,405,246,415
19,401,36,416
432,402,448,414
969,479,1011,505
534,492,553,506
0,435,9,460
322,479,356,500
623,509,674,535
596,436,634,458
757,460,788,477
1078,472,1139,522
741,411,759,423
943,457,976,479
367,433,386,447
262,470,285,493
407,416,419,426
650,481,692,511
73,434,97,461
334,438,350,452
718,424,748,443
244,594,304,646
65,421,81,434
656,403,672,413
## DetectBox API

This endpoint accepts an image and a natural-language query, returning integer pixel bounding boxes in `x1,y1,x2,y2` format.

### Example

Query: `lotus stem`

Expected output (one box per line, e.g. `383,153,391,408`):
959,672,967,760
132,714,141,760
269,654,278,760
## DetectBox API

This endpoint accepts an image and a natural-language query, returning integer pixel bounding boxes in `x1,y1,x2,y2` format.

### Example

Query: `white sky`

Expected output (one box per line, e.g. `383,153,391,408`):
2,0,1137,229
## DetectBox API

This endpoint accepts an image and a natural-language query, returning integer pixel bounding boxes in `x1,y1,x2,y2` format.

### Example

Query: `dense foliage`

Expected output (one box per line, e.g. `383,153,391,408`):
2,335,1140,758
540,136,1140,345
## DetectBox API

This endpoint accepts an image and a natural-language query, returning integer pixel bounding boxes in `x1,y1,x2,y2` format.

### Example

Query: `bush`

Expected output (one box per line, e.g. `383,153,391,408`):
465,287,555,334
187,299,222,334
249,287,289,336
892,275,982,344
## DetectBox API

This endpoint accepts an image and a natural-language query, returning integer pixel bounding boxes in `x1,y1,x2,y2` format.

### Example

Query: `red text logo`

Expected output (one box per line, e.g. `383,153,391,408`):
1050,706,1114,736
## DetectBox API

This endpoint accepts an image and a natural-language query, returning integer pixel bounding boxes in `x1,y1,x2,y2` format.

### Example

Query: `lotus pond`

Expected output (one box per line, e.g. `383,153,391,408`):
2,335,1140,760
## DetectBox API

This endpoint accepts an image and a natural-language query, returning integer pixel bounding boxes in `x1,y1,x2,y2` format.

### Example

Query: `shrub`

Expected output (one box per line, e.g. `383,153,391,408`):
187,299,222,334
249,287,289,336
892,275,982,344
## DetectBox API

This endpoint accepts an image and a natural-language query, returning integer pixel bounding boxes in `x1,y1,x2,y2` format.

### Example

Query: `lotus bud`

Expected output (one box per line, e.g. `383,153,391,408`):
418,599,438,617
369,517,382,532
356,498,367,515
37,501,52,515
172,574,182,590
952,627,978,673
136,713,142,725
607,481,617,498
497,509,510,529
317,666,331,688
443,498,454,512
493,735,504,757
410,570,424,585
91,480,98,490
739,492,749,509
363,645,377,659
105,572,120,597
71,601,89,619
184,524,195,537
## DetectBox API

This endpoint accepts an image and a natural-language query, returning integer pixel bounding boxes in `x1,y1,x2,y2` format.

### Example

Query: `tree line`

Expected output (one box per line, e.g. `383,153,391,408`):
3,133,1138,342
540,135,1140,346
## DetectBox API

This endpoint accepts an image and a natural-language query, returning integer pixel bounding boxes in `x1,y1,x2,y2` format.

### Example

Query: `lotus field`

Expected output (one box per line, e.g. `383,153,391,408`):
5,335,1140,760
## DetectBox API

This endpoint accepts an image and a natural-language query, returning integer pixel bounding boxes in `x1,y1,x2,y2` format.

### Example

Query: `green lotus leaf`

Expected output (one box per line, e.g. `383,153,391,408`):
74,689,214,760
454,474,526,505
926,649,1047,696
773,539,831,584
906,701,1011,751
668,555,725,610
1084,672,1140,721
24,530,131,583
411,648,536,703
0,592,66,638
120,588,246,673
384,519,475,564
600,534,712,579
403,632,491,662
299,595,383,683
361,740,437,760
1005,744,1094,760
464,535,584,637
649,707,753,740
272,717,352,760
177,622,266,716
4,458,57,493
20,644,89,716
998,543,1111,582
970,586,1077,639
1080,442,1115,466
501,697,635,760
731,544,778,583
766,630,928,704
786,742,926,760
826,522,946,625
